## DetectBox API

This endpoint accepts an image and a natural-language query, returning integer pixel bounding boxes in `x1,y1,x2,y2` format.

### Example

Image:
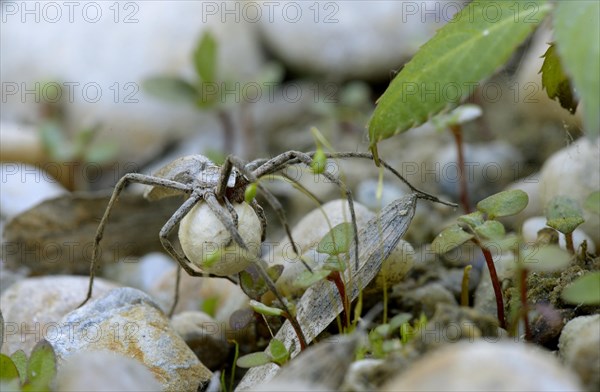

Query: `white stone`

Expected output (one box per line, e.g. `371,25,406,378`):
2,1,264,160
0,163,67,220
381,341,583,391
53,287,212,391
179,201,262,276
258,1,443,80
56,350,162,392
559,315,600,392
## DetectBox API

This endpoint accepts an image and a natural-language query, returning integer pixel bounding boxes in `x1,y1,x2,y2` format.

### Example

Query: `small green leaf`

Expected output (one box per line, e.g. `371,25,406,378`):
554,1,600,136
481,233,520,253
322,255,346,272
293,269,330,289
26,340,56,390
545,196,584,234
200,296,219,318
431,225,474,254
10,351,27,384
194,31,218,84
457,211,485,228
389,313,412,331
249,300,284,317
202,248,222,269
143,76,198,104
0,354,19,381
520,244,572,273
40,122,72,161
584,191,600,214
236,352,272,368
368,0,551,150
311,148,327,175
317,222,354,255
268,339,289,365
540,43,578,114
477,189,529,219
84,143,119,164
474,220,506,240
562,272,600,305
244,183,258,203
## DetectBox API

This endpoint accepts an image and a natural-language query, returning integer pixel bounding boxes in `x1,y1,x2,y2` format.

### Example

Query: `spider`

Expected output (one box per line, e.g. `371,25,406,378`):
79,150,453,348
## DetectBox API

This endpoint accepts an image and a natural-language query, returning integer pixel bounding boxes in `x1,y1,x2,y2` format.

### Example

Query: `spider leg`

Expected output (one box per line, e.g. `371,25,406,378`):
249,199,267,242
220,155,311,271
204,191,247,249
254,151,361,271
79,173,192,308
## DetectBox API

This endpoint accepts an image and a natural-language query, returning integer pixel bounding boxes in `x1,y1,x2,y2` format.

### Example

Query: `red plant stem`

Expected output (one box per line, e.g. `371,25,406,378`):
478,244,506,329
450,124,471,213
520,267,531,341
328,271,350,329
282,312,307,351
565,232,575,254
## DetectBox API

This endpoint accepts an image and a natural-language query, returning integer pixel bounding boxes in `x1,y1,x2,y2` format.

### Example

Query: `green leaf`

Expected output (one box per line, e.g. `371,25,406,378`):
293,269,330,289
481,233,520,253
0,354,19,382
562,272,600,305
39,122,72,161
143,76,198,104
194,31,218,84
244,183,258,203
545,196,584,234
239,265,283,301
519,244,572,272
368,0,551,150
26,340,56,390
389,313,412,331
584,191,600,215
317,222,354,255
200,296,219,318
477,189,529,219
322,255,346,272
554,1,600,136
268,339,289,365
10,351,27,384
540,43,578,113
84,143,119,164
249,300,284,317
431,225,474,254
457,211,485,228
474,220,506,240
236,352,272,368
311,148,327,174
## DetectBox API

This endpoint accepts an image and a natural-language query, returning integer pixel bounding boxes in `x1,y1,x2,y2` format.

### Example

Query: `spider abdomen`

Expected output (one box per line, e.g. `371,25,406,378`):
178,201,262,276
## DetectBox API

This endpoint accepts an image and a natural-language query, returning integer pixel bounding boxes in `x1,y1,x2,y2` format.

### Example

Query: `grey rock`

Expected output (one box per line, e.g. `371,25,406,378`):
434,141,524,204
53,287,212,391
56,350,162,391
171,311,230,370
0,163,67,220
258,1,441,80
399,282,457,319
559,315,600,392
0,276,116,355
381,341,583,391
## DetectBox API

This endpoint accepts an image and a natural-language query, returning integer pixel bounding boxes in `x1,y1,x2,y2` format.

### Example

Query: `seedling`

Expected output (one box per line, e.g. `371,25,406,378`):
432,189,529,328
236,338,290,369
0,312,57,392
545,195,585,253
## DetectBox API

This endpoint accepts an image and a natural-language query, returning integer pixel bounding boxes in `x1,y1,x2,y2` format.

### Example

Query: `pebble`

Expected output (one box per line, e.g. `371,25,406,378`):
381,341,583,391
3,2,264,162
171,311,231,370
52,287,212,391
148,268,249,325
0,163,67,220
0,276,116,355
538,137,600,248
340,358,385,392
398,282,457,319
258,1,441,80
522,216,596,254
434,141,524,204
102,252,177,294
56,350,162,391
558,315,600,392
